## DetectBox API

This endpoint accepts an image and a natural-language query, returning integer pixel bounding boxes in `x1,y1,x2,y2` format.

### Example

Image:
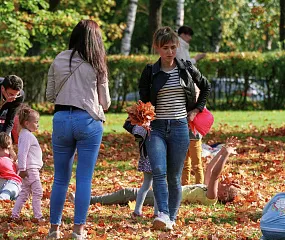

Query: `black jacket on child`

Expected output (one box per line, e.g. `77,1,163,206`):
123,120,147,158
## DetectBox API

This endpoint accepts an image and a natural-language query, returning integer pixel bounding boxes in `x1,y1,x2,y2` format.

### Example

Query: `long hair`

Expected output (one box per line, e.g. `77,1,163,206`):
69,20,107,83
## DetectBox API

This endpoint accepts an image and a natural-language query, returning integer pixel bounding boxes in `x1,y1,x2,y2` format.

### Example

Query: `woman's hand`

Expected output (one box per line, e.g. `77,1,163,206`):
187,108,200,121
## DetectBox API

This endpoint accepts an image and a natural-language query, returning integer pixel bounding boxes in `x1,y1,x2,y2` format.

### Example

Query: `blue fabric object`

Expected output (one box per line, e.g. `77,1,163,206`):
145,118,189,221
261,230,285,240
260,192,285,237
0,180,21,200
50,109,103,225
132,125,147,140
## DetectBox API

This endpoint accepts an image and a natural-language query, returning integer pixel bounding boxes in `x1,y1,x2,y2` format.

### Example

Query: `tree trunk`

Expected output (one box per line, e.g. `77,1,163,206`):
49,0,61,11
265,28,272,51
209,20,222,52
176,0,185,31
149,0,163,51
280,0,285,49
120,0,138,55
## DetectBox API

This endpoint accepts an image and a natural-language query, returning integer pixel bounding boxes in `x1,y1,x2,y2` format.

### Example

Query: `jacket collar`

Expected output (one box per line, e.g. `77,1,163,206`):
152,57,186,75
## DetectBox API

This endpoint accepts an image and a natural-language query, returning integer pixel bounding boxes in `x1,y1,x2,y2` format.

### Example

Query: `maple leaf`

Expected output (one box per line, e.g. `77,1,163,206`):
128,200,136,211
38,226,49,234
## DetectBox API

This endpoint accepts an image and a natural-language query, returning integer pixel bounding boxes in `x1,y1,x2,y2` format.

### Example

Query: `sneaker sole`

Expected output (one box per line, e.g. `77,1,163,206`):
153,219,167,230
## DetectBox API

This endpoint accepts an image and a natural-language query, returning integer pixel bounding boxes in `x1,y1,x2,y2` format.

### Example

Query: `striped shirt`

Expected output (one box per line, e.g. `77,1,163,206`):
155,67,187,119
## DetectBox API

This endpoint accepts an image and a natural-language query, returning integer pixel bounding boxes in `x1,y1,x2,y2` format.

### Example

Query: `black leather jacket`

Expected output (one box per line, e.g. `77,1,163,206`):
0,78,24,134
138,58,210,112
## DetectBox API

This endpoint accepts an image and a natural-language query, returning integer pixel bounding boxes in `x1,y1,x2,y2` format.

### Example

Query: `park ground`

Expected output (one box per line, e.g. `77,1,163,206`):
0,111,285,239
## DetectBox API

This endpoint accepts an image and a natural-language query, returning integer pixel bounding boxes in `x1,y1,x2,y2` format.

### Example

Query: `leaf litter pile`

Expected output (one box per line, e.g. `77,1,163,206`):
126,101,156,132
0,124,285,239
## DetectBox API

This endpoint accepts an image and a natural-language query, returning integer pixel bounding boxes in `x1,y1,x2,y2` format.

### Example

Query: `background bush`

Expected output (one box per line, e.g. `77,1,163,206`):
0,51,284,113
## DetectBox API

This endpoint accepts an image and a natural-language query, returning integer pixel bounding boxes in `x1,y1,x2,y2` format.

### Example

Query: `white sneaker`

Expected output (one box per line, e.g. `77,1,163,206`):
169,220,176,229
153,212,173,231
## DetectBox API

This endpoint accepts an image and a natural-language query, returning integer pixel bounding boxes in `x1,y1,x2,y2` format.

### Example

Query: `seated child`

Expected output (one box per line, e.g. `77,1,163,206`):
0,132,22,200
260,192,285,240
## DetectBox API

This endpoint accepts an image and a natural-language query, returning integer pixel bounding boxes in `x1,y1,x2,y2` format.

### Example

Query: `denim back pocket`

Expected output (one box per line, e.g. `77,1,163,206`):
74,113,103,140
52,119,66,140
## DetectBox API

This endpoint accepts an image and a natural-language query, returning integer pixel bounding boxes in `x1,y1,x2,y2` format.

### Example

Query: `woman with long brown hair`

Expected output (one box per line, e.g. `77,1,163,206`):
46,20,111,239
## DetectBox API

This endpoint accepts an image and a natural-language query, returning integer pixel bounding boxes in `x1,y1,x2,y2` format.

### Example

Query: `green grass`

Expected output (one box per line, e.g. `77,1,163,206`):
38,113,128,134
212,110,285,129
39,110,285,134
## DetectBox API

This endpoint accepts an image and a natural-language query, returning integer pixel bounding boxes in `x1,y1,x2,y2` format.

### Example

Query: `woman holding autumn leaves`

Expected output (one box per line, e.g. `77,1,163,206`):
138,26,211,230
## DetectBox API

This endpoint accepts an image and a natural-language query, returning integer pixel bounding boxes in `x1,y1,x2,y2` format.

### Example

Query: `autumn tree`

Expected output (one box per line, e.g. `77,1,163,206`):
0,0,122,57
182,0,280,52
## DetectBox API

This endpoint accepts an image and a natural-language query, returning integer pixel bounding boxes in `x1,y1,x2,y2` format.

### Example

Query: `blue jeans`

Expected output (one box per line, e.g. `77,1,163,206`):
261,230,285,240
50,109,103,225
0,179,21,200
145,118,190,221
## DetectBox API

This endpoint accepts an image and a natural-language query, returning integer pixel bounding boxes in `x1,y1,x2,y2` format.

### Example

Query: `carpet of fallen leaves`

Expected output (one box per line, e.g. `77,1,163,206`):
0,124,285,239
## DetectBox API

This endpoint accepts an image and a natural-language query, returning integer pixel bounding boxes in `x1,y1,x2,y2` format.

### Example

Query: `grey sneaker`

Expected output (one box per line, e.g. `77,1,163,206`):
153,212,173,231
71,232,86,240
47,230,61,239
68,192,75,203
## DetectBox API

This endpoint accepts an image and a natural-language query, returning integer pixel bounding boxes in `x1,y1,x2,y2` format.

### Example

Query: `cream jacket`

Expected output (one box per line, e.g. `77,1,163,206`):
46,50,111,121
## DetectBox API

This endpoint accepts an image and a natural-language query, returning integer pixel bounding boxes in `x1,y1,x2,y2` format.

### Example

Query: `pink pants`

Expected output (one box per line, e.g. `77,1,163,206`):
12,168,43,219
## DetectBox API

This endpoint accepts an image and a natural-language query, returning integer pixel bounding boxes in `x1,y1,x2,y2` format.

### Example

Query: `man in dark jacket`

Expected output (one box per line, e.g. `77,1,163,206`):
0,75,24,135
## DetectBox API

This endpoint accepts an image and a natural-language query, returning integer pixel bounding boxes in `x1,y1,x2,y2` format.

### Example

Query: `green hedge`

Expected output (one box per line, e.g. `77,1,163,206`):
0,52,284,112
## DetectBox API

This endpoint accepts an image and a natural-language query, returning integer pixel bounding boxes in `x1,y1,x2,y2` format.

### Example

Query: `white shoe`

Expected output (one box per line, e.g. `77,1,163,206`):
169,220,176,229
153,212,173,231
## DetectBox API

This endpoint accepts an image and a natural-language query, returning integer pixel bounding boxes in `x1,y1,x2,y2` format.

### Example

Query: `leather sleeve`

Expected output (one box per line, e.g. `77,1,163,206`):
123,120,134,134
190,63,211,111
1,95,24,134
138,65,152,103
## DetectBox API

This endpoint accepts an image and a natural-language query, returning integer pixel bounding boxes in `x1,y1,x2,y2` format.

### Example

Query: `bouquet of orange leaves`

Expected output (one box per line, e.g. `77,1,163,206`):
126,100,156,133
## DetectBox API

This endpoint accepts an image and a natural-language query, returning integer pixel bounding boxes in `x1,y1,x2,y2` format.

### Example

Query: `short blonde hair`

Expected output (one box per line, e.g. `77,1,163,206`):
152,26,179,48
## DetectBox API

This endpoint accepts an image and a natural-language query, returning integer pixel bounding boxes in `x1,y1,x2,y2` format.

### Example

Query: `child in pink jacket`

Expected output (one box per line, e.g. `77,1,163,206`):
0,132,21,200
12,107,44,221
